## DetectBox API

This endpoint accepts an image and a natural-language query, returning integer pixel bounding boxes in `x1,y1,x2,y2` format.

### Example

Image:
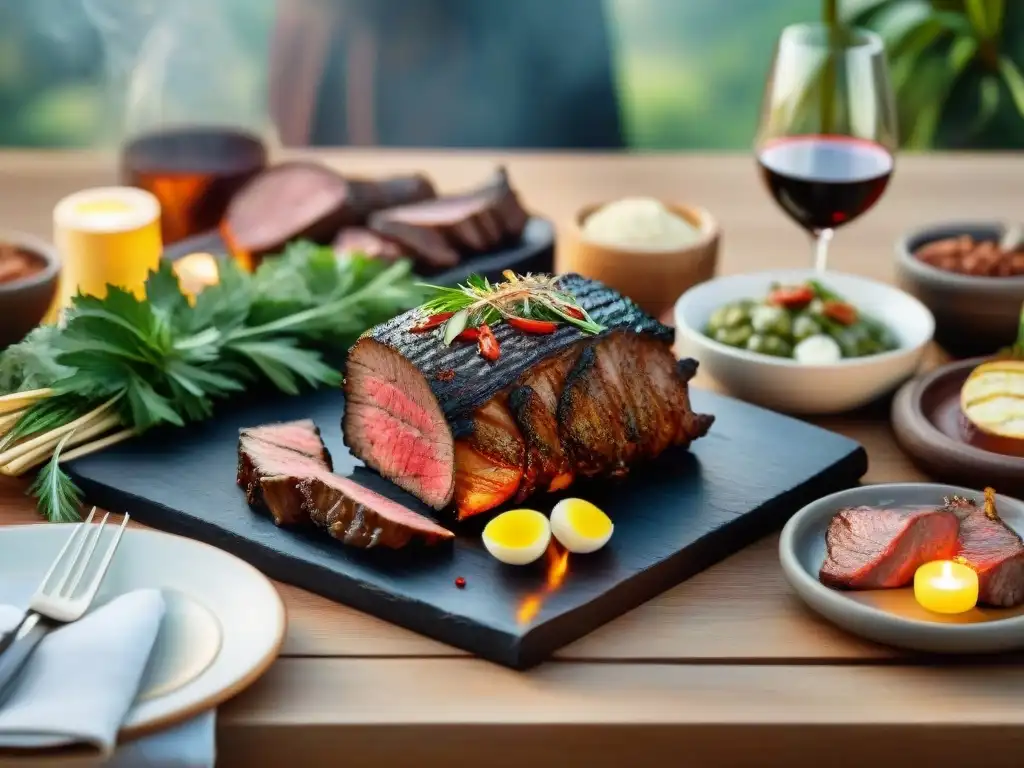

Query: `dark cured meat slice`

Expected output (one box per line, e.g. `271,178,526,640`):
342,274,715,516
819,506,960,590
364,217,460,269
952,490,1024,607
297,472,454,548
366,166,529,264
333,227,407,261
221,161,435,264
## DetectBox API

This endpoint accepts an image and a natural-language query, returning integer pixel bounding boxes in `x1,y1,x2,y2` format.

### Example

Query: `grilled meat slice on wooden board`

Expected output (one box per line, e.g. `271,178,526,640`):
950,490,1024,607
298,473,455,548
237,421,333,525
342,274,715,519
819,506,960,590
221,161,435,264
366,167,529,269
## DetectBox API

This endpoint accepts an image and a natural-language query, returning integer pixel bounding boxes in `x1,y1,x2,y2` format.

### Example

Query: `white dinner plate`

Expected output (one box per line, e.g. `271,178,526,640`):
779,483,1024,653
0,524,285,736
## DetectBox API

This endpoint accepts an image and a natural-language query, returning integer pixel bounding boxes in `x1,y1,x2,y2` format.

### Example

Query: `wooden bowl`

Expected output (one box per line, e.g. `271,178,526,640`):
561,202,719,318
891,358,1024,495
0,230,60,349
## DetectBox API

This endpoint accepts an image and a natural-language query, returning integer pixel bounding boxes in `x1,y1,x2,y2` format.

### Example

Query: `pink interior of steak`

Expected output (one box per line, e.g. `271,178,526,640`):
343,338,455,508
820,507,959,590
241,419,328,461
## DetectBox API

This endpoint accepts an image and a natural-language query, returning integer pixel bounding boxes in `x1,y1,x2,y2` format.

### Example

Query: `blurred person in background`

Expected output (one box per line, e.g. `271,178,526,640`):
269,0,624,148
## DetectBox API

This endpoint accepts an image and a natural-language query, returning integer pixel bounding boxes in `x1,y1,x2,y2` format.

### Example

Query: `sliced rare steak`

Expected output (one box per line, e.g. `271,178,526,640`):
240,419,333,468
819,505,960,590
297,472,455,549
342,274,715,519
366,166,529,266
237,420,333,525
951,489,1024,607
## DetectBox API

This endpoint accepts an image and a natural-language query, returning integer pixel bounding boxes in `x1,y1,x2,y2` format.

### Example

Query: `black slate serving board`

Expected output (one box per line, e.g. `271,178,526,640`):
66,387,867,669
161,217,555,286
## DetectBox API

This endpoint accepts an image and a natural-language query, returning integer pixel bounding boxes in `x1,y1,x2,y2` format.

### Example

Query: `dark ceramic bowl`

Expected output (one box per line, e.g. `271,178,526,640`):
0,231,60,349
895,221,1024,358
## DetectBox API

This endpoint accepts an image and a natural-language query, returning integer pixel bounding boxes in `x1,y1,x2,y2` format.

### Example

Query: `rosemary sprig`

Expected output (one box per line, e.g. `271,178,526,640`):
417,271,605,335
26,431,82,524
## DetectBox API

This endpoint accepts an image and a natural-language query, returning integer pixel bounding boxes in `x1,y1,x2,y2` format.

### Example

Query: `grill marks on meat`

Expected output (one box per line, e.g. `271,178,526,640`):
819,506,960,590
344,275,714,518
952,492,1024,607
299,473,454,548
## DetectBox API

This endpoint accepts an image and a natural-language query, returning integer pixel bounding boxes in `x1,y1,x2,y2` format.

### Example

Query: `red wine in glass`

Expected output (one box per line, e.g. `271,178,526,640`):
756,23,897,272
757,135,894,232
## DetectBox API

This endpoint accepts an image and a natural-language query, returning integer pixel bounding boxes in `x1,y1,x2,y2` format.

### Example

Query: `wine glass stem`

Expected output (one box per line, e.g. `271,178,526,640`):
813,228,834,273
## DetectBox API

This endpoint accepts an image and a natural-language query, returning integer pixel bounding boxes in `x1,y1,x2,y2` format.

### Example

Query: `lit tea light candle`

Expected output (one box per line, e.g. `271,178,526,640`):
914,560,978,614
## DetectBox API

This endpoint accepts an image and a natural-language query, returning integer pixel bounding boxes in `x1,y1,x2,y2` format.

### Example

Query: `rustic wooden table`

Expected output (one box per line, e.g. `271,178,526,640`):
1,151,1022,767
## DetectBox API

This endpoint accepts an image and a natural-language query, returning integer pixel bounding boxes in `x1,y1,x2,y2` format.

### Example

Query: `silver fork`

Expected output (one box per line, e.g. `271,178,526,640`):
0,508,129,701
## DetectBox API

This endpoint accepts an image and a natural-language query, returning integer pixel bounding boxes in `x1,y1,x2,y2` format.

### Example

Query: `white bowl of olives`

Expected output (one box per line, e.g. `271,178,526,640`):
673,269,935,414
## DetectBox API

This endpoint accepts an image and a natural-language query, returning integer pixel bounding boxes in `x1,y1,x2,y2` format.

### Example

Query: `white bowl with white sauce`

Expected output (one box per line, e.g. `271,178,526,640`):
674,269,935,415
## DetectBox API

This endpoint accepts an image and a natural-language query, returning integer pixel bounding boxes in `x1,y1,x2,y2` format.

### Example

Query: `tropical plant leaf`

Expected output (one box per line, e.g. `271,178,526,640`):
999,56,1024,116
965,0,1004,38
908,37,978,147
967,73,1002,136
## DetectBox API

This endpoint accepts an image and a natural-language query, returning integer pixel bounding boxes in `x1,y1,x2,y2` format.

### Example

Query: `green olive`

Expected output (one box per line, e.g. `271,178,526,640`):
714,325,753,347
750,305,792,337
707,302,751,334
747,333,793,358
792,314,822,342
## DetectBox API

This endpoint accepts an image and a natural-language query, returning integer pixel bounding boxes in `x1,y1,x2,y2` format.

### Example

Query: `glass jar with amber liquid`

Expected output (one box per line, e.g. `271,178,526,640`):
114,0,275,246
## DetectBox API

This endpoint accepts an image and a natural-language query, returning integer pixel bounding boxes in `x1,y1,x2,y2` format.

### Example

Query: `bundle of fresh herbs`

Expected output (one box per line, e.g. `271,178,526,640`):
0,241,424,523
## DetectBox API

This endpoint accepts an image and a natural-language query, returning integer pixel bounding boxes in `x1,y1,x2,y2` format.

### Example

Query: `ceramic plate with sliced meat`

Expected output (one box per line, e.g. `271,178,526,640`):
779,483,1024,653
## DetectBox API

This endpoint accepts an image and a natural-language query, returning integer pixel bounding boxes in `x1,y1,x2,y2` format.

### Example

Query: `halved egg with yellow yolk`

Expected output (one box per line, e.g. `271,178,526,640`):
550,498,614,554
482,509,551,565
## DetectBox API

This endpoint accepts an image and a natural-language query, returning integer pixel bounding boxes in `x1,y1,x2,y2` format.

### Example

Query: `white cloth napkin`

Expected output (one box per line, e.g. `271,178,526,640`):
0,590,216,766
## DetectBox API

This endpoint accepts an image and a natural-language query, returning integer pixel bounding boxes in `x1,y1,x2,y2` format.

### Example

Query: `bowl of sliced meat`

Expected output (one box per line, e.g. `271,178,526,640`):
780,483,1024,654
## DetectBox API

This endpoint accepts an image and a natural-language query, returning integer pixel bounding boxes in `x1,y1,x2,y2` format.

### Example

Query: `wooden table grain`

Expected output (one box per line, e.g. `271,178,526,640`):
1,150,1021,767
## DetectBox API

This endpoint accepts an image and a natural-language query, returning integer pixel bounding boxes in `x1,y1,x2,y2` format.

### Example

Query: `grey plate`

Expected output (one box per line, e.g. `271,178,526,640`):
779,483,1024,653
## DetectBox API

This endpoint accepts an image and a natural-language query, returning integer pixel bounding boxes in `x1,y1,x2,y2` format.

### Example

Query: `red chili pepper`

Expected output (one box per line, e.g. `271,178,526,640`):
563,306,585,320
767,285,815,308
409,311,454,332
477,323,500,361
822,300,858,326
454,327,480,342
455,576,466,589
507,316,558,334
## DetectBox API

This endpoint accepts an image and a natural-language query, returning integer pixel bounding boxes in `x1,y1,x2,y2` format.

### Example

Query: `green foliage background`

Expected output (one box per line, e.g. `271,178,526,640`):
1,0,1019,150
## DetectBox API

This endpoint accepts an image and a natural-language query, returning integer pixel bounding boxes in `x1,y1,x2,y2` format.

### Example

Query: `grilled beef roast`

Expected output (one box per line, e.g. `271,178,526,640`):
366,167,528,269
238,419,454,546
298,473,454,548
342,274,715,519
951,489,1024,607
237,419,333,525
333,227,407,262
819,505,960,590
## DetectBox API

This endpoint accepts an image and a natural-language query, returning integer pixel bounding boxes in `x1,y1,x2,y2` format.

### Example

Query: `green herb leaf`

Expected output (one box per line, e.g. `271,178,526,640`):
229,340,342,394
0,325,73,393
27,431,83,523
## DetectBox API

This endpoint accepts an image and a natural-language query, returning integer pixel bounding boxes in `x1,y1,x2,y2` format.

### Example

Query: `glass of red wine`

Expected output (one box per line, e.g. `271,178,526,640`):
756,22,897,272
